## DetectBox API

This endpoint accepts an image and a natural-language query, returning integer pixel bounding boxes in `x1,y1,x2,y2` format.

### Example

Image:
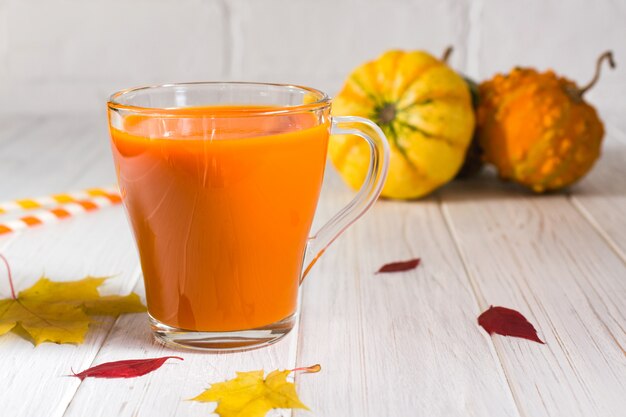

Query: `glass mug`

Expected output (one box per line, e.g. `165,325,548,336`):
107,82,389,351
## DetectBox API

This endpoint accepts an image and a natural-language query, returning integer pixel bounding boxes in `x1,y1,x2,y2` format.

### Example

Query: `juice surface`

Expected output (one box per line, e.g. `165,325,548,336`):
110,106,330,331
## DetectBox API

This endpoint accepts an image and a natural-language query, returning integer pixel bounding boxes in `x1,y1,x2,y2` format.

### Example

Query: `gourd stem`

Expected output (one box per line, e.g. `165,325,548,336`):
441,46,453,63
579,51,616,96
379,103,396,124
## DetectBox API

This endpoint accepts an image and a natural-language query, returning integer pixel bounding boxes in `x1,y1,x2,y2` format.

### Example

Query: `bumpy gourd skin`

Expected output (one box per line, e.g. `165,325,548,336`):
330,50,475,199
477,69,604,192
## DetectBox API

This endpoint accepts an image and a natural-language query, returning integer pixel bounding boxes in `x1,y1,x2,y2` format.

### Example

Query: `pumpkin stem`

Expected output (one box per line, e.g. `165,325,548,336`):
441,46,453,63
379,103,397,124
579,50,616,96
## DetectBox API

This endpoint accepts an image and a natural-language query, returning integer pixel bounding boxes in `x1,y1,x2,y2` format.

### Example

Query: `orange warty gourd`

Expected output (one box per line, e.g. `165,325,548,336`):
477,51,615,192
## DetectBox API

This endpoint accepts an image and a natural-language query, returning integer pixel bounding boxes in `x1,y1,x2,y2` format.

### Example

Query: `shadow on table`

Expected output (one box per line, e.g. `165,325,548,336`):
437,145,626,203
438,168,564,203
570,145,626,198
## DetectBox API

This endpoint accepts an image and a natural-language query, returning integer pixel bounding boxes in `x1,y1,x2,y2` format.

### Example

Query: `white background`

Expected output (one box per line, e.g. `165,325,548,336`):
0,0,623,127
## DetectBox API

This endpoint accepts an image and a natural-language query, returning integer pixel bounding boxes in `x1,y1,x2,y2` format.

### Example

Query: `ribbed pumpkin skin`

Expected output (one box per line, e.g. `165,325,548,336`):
477,68,604,192
330,50,475,199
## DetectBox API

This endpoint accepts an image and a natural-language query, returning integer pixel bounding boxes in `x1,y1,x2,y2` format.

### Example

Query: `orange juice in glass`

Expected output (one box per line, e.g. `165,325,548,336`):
107,82,389,351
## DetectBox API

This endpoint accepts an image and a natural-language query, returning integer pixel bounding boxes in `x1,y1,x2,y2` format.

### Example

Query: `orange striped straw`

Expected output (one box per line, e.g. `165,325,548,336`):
0,186,120,215
0,188,122,236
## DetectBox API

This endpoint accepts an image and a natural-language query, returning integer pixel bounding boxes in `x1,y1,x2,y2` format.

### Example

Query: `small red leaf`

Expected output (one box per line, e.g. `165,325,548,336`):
478,306,544,344
376,258,421,274
71,356,183,381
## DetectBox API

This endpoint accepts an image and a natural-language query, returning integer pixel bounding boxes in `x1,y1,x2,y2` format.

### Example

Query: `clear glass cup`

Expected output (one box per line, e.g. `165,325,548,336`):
107,82,389,351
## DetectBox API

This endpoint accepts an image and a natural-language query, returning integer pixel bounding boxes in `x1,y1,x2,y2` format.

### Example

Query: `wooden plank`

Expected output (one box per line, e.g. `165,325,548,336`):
0,115,300,416
6,112,624,417
58,165,349,417
0,208,142,417
63,296,299,417
441,176,626,417
0,115,143,417
295,185,521,417
0,116,114,199
570,126,626,262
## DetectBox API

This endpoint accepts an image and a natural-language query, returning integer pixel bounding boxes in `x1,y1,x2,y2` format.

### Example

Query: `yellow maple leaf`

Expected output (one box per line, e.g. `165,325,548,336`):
0,276,145,345
191,368,313,417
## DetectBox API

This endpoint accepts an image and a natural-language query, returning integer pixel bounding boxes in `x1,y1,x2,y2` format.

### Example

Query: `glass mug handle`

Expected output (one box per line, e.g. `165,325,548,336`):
301,116,390,282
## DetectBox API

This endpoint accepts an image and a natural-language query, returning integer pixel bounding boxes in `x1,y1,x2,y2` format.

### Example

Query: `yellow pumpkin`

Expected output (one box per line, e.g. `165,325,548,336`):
330,50,475,199
477,52,614,192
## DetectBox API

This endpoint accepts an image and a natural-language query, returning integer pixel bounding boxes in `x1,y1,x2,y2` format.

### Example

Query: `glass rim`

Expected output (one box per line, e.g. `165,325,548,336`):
107,81,331,116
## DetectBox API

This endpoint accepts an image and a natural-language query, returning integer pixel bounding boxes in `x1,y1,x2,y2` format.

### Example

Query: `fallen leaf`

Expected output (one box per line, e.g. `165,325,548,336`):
376,258,421,274
191,366,320,417
72,356,183,380
0,271,146,345
478,305,545,344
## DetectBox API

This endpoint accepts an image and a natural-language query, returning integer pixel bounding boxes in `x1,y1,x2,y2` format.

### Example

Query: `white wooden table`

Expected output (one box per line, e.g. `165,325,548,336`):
0,114,625,417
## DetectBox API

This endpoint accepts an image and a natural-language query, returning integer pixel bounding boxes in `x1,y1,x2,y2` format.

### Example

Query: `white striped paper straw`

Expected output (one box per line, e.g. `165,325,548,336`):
0,186,119,215
0,194,122,236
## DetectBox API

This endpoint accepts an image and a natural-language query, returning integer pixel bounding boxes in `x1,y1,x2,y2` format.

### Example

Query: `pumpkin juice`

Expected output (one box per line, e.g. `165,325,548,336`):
110,106,330,331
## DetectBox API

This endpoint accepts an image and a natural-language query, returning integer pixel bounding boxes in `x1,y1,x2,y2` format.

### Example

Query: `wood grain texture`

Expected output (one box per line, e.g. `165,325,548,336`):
570,126,626,262
1,114,625,417
0,116,144,417
63,289,299,417
440,173,626,417
0,116,299,417
0,209,141,417
0,116,114,198
296,194,521,417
